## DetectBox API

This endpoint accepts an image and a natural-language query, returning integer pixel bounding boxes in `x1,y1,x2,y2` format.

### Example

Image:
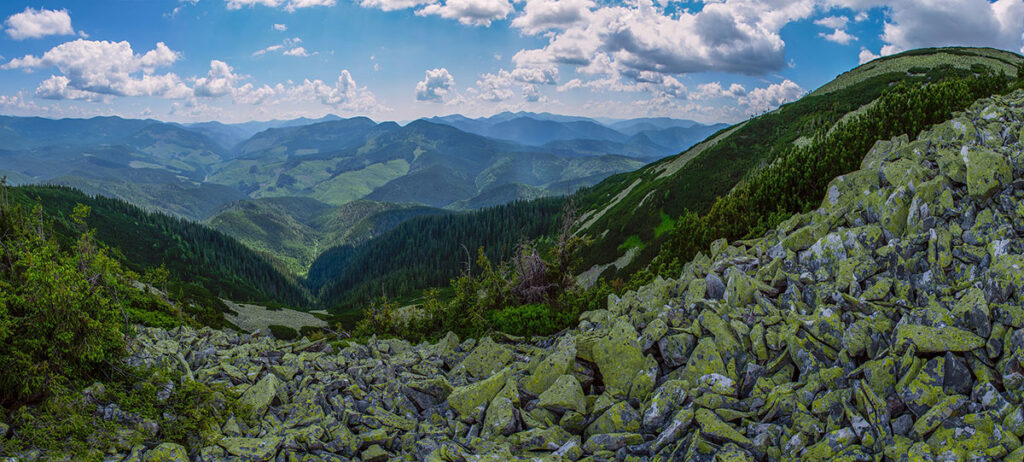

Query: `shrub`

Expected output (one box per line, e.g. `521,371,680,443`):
489,304,572,337
267,324,299,340
0,202,128,405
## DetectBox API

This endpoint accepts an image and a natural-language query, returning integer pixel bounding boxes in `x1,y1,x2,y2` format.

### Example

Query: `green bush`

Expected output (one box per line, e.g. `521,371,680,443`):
489,304,572,337
268,324,299,340
2,366,244,459
0,202,128,405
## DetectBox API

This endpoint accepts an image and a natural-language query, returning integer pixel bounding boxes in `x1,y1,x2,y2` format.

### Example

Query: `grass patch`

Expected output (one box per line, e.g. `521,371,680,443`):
654,212,676,238
617,235,645,253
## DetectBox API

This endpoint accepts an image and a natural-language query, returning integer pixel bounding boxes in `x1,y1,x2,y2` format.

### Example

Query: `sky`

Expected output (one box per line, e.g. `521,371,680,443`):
0,1,1021,124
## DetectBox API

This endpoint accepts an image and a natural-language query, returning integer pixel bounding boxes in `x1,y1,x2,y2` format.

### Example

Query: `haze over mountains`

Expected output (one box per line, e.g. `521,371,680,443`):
0,111,723,222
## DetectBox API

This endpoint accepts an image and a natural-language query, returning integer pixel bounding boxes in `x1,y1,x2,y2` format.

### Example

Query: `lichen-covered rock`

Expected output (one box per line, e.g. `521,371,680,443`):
448,367,509,422
522,336,575,396
965,146,1012,199
895,324,984,353
218,436,283,461
141,443,189,462
460,336,512,378
592,318,644,396
239,373,286,418
585,401,641,439
537,374,585,414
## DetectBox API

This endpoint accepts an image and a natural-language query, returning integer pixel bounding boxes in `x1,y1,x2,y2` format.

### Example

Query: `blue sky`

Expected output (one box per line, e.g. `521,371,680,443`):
0,0,1022,123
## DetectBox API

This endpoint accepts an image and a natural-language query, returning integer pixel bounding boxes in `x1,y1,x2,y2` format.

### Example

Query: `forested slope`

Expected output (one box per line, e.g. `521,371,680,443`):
8,185,310,321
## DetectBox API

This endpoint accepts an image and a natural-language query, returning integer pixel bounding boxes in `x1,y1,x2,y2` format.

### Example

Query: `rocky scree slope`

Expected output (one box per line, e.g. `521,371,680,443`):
105,89,1024,461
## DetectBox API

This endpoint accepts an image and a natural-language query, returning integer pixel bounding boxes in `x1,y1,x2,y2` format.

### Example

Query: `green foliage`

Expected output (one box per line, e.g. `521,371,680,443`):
351,201,607,341
617,235,645,252
268,324,300,340
2,367,244,460
652,67,1014,276
311,198,566,316
7,185,310,317
0,198,130,405
488,304,571,337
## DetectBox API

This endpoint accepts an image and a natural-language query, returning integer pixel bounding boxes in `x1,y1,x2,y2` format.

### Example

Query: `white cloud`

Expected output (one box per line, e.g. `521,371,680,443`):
814,15,855,44
512,0,817,79
416,0,513,26
253,45,285,56
235,83,282,104
690,82,747,100
287,70,381,110
416,68,455,102
522,84,545,102
510,66,558,85
814,15,848,29
283,46,310,57
511,0,594,35
476,70,515,101
739,79,805,115
858,46,880,64
834,0,1024,55
273,23,288,31
820,28,856,44
1,39,189,100
194,60,240,97
225,0,336,12
252,38,312,57
4,7,75,40
189,60,383,111
35,75,107,101
360,0,435,11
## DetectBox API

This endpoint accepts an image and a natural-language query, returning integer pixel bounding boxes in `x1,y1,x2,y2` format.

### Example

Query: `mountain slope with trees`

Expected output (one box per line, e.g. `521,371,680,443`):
571,47,1024,281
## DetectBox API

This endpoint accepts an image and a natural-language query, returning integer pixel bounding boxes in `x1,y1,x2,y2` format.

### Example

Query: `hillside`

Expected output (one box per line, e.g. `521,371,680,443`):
309,198,565,315
572,47,1024,281
7,185,310,320
34,87,1024,461
427,112,724,157
207,197,444,275
209,119,645,209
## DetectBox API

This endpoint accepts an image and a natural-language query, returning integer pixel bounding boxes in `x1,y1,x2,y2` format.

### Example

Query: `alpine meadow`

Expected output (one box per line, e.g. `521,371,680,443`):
4,1,1024,461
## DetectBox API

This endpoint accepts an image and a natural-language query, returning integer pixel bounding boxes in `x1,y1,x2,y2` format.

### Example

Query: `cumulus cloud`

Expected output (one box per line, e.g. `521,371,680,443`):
360,0,435,11
225,0,336,12
283,46,311,57
512,0,816,79
511,0,595,35
475,71,516,101
690,82,747,100
191,60,382,111
836,0,1024,55
286,71,382,110
194,60,240,97
858,46,881,64
820,28,856,44
1,39,189,100
4,7,76,40
814,15,856,44
814,15,848,30
273,23,288,31
739,79,805,115
416,0,513,26
416,68,455,102
510,66,558,85
522,84,544,102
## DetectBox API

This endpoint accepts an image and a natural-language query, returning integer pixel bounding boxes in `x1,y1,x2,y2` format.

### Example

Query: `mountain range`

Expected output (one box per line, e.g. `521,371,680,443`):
0,111,721,223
